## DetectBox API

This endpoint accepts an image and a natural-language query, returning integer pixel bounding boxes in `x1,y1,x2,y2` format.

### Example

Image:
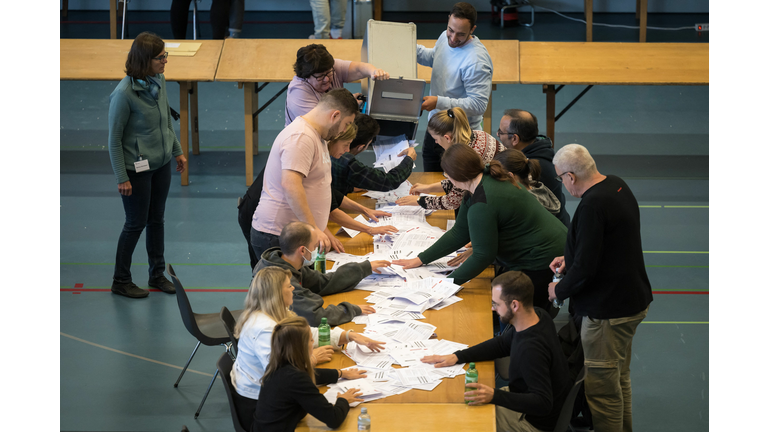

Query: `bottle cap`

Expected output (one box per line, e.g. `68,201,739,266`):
469,362,475,368
361,407,368,414
321,317,327,324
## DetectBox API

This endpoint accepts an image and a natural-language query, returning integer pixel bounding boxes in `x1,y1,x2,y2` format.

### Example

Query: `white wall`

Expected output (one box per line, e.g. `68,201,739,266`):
63,0,709,14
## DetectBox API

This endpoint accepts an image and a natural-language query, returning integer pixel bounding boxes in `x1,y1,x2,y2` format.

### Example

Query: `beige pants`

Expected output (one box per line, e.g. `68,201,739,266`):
581,307,649,432
495,387,546,432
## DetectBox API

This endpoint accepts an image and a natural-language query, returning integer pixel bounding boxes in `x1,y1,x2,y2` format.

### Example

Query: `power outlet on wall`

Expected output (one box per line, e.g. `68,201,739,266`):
695,23,709,31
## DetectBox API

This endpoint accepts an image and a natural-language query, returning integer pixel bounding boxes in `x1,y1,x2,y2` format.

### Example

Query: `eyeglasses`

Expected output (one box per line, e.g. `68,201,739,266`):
497,129,515,137
152,52,169,61
555,171,573,182
311,68,335,81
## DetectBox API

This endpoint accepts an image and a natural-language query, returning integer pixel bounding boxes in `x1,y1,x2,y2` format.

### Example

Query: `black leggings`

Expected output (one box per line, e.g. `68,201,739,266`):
170,0,231,39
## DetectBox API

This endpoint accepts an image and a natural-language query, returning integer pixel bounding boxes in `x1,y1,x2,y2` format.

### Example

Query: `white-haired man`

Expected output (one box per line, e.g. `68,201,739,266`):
547,144,653,432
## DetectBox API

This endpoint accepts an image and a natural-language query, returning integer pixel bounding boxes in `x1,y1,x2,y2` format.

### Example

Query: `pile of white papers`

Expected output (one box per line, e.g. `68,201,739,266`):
372,135,418,173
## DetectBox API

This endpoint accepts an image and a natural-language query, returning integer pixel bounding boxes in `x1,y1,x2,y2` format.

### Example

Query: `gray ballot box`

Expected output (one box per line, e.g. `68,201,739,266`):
365,78,426,140
361,20,424,140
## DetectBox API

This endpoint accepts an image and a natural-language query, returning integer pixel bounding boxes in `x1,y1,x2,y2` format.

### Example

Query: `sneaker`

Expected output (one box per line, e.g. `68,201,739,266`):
148,275,176,294
330,28,342,39
111,281,149,298
308,34,316,39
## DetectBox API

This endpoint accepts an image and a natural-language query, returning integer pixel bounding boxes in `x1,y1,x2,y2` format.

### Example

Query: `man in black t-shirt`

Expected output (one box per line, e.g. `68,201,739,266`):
548,144,653,432
422,271,572,432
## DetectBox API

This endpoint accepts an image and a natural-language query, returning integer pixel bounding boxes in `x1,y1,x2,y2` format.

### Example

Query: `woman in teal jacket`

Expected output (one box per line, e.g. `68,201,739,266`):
108,32,187,298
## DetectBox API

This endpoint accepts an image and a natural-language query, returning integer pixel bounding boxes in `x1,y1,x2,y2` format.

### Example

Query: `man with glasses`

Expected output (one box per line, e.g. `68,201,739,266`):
285,44,390,126
417,2,493,172
548,144,653,432
498,109,570,228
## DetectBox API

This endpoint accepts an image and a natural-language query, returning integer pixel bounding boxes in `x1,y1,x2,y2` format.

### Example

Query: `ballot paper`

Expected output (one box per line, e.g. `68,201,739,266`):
391,321,437,343
336,378,381,397
393,367,441,386
431,295,464,310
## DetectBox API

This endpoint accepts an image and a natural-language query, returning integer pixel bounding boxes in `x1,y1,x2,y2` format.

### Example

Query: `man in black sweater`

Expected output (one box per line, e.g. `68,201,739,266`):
422,271,572,432
548,144,653,432
497,109,570,228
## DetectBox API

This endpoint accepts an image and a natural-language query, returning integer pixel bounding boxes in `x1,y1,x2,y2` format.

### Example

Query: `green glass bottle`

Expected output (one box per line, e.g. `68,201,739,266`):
318,317,331,347
314,246,326,273
465,362,478,404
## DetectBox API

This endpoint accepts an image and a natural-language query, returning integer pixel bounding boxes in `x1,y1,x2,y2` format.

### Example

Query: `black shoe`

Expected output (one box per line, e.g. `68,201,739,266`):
111,281,149,298
148,275,176,294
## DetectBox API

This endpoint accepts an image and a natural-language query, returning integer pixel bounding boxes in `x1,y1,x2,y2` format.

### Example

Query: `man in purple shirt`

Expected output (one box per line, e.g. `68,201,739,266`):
284,44,390,126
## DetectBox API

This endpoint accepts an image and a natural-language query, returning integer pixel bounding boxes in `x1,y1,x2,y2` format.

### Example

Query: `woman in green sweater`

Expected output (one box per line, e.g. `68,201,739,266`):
108,32,187,298
393,144,567,313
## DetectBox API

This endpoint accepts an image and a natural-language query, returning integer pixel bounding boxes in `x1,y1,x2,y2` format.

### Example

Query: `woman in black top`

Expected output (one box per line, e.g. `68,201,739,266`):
254,316,363,432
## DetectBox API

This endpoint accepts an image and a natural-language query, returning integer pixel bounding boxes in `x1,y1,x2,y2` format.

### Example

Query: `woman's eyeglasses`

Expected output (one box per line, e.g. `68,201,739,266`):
311,68,335,81
153,52,169,61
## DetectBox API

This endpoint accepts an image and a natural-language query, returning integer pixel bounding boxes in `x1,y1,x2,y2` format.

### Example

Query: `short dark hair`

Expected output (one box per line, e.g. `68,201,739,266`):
279,221,313,255
318,88,360,117
503,109,539,143
350,113,380,151
293,44,335,79
450,2,478,28
493,271,534,309
125,32,165,80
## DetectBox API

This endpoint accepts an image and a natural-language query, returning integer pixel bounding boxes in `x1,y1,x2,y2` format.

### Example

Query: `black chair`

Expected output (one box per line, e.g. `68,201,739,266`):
220,306,239,359
553,367,587,432
167,264,243,418
217,353,249,432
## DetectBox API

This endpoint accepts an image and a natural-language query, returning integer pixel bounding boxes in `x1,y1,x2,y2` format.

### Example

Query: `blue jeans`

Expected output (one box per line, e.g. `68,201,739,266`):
250,228,280,272
113,162,172,283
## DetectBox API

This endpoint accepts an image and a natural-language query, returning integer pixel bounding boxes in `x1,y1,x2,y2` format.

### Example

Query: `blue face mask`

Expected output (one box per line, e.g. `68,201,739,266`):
302,246,318,267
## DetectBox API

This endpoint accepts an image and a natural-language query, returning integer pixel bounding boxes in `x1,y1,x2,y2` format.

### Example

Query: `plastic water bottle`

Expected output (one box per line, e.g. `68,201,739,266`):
318,317,331,347
358,407,371,431
464,362,478,404
314,246,326,274
552,272,564,309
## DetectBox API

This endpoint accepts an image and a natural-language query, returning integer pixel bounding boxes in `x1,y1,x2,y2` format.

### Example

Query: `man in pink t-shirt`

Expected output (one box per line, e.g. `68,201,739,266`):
284,44,390,126
252,88,360,259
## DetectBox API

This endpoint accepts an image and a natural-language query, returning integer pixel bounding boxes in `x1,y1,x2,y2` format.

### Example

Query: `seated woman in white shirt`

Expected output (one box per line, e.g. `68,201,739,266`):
230,266,384,431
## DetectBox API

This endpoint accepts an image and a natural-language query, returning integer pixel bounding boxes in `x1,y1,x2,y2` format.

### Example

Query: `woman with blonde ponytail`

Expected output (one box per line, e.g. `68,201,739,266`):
393,144,567,316
396,107,505,210
230,267,381,431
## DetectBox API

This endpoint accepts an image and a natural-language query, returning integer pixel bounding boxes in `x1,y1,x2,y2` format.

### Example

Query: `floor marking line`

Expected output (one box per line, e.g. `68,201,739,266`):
643,251,708,254
60,332,215,377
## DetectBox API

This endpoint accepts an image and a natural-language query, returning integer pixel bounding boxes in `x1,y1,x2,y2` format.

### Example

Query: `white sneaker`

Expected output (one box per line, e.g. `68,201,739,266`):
330,28,342,39
308,34,316,39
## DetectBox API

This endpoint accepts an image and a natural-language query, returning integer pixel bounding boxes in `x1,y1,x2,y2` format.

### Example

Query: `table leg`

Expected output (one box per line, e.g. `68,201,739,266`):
243,82,259,186
639,0,648,42
109,0,117,39
543,84,556,145
584,0,593,42
191,82,200,155
374,0,382,21
483,84,496,136
179,81,190,186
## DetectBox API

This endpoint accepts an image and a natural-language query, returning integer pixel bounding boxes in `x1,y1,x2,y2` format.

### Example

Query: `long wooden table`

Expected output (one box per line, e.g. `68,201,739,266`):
519,42,709,143
215,38,519,185
59,39,224,185
301,172,496,429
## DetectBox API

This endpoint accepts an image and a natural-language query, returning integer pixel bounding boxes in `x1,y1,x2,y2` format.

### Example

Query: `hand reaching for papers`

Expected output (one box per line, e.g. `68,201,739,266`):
340,368,368,380
395,195,420,206
398,147,418,161
337,388,364,404
363,208,392,223
349,333,386,352
369,260,392,274
464,383,494,406
369,225,399,236
420,354,458,368
447,246,472,266
391,257,423,269
311,345,335,365
324,227,345,253
357,305,377,315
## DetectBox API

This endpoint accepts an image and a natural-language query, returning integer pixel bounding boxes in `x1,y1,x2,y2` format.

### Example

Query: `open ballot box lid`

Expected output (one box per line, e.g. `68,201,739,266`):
361,20,423,140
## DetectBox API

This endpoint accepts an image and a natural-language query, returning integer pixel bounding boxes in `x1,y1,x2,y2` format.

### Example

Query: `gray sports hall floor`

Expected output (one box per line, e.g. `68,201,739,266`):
60,9,709,432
